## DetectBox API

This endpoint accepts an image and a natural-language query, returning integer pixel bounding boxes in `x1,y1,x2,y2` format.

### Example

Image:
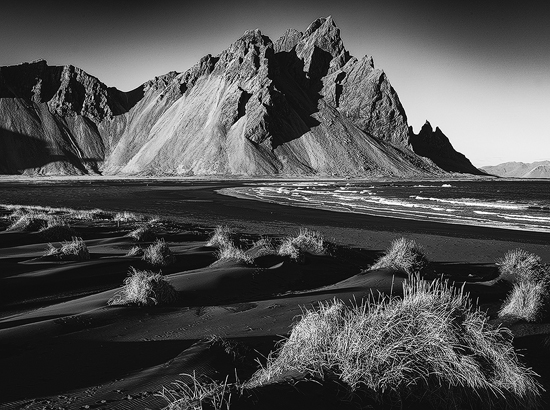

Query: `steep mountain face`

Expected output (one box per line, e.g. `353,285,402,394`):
0,17,477,177
408,121,484,175
481,161,550,178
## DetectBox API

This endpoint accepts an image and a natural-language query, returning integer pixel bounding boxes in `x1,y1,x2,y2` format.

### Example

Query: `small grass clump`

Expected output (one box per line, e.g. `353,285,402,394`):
370,237,428,276
161,373,231,410
142,238,176,266
108,267,177,306
247,279,542,409
45,237,90,261
206,225,234,248
126,224,156,242
113,211,144,223
497,249,547,284
497,249,550,322
126,245,144,257
69,208,110,221
252,236,277,257
206,225,252,264
278,228,325,260
7,212,50,232
215,242,253,264
499,280,550,322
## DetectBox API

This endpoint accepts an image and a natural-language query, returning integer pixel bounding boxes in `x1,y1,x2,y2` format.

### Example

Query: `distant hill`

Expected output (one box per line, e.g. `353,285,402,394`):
481,161,550,178
0,17,481,177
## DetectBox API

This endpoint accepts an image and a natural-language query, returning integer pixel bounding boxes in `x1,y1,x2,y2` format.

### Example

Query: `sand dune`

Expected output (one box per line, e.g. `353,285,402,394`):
1,203,550,409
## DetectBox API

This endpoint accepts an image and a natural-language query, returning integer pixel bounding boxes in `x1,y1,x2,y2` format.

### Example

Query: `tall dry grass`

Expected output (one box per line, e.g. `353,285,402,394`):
497,249,550,322
247,278,542,409
108,267,176,306
142,238,176,267
207,225,234,248
278,228,325,260
370,237,428,276
207,225,252,264
161,373,231,410
45,237,90,261
126,224,156,242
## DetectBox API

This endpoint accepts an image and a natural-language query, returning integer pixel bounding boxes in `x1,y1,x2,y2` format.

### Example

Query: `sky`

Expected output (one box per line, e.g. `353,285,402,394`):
1,0,549,167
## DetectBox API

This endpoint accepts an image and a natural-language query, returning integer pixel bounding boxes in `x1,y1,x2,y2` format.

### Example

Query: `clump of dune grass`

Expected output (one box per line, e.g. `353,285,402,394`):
497,249,550,322
497,249,547,284
370,237,428,276
161,373,231,410
499,279,550,322
126,245,144,257
206,225,252,264
45,237,90,261
69,208,110,221
142,238,176,266
207,225,234,248
252,236,277,257
247,278,542,409
278,228,325,260
7,211,51,232
215,242,253,264
113,211,144,222
108,267,177,306
126,224,156,242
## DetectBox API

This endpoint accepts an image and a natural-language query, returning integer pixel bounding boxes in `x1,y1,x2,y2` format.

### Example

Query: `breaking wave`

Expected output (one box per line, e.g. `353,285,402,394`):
219,180,550,233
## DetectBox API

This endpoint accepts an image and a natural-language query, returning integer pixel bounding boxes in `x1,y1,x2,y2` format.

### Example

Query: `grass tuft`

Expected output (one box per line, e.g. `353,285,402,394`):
278,228,325,260
497,249,550,322
247,278,542,409
370,237,428,275
126,245,144,257
45,237,90,261
69,208,111,221
215,242,253,264
113,211,144,222
499,280,550,322
108,267,177,306
126,224,156,242
161,372,231,410
207,225,234,248
7,212,50,232
497,249,546,284
142,238,176,266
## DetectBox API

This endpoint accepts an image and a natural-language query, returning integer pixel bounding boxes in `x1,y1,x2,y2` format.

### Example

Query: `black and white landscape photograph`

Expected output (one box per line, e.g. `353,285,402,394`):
1,1,549,409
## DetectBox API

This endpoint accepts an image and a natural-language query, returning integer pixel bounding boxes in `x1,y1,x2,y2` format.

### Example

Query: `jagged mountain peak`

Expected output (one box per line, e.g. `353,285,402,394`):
409,122,483,174
0,16,478,177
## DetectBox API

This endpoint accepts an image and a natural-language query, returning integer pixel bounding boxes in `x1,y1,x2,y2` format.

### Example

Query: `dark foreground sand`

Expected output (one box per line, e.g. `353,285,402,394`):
1,181,550,409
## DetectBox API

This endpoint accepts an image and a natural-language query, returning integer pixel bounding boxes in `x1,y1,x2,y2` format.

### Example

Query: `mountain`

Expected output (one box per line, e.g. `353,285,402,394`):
481,161,550,178
408,121,484,175
0,17,479,177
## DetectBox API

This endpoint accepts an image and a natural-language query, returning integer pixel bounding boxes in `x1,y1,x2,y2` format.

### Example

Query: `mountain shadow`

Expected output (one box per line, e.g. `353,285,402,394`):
0,128,102,174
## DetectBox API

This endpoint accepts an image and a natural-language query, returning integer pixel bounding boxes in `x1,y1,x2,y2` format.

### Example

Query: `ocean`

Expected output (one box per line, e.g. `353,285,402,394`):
1,179,549,234
220,180,550,233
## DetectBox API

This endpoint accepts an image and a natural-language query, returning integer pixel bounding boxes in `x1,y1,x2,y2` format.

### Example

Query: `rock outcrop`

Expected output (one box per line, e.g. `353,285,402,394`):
408,121,483,175
0,17,477,177
481,161,550,178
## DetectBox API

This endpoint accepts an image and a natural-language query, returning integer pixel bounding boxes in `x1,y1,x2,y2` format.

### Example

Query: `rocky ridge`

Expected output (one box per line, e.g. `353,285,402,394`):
0,17,479,177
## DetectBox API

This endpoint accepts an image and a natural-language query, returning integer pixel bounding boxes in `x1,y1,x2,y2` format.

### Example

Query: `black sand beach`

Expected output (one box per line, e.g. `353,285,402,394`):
1,179,549,409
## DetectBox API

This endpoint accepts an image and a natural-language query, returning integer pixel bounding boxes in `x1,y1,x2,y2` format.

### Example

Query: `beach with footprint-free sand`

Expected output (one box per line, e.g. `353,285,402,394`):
1,178,550,409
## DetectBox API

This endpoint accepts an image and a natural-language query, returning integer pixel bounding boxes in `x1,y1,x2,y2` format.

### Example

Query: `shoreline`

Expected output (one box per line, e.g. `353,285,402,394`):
0,180,549,265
